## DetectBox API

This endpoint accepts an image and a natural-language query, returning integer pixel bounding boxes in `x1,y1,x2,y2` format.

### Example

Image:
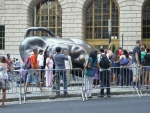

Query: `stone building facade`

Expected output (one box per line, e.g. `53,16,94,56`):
0,0,149,61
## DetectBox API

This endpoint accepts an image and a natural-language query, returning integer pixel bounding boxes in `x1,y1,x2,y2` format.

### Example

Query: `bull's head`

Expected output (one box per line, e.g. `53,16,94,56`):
19,27,97,69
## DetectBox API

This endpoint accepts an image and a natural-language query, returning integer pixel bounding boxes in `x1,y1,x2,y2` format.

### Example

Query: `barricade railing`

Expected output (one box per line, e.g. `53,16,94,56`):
138,66,150,95
2,66,150,103
0,70,23,104
21,68,83,104
82,66,143,101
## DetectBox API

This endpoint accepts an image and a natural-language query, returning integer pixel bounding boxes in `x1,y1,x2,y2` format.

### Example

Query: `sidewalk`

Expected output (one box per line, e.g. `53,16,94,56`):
1,81,150,103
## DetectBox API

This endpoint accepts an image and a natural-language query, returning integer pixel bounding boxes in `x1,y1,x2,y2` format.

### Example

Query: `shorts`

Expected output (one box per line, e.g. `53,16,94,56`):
26,69,40,83
132,62,141,76
40,66,45,69
113,63,120,75
146,67,150,71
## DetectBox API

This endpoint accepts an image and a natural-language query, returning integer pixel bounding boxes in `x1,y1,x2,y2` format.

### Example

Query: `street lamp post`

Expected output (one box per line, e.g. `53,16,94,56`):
108,19,111,46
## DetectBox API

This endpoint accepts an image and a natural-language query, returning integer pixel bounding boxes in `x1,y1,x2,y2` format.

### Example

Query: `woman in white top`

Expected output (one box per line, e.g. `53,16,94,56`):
45,54,54,87
0,56,10,106
64,51,72,86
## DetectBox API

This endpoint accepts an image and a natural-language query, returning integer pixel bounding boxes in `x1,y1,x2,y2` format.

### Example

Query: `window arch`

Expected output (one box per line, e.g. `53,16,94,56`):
33,0,62,37
142,0,150,39
85,0,119,40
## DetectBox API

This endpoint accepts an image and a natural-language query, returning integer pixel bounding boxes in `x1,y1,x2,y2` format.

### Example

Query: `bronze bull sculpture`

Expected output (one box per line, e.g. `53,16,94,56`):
19,27,97,69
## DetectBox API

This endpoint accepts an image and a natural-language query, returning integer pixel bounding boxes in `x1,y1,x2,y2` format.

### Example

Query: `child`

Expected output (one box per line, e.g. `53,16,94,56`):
16,66,26,86
93,69,99,88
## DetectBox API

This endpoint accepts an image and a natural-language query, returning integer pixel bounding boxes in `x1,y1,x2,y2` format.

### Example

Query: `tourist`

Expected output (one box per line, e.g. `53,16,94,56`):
118,47,123,56
129,50,133,85
132,40,142,88
97,48,111,98
25,47,43,92
6,53,13,82
45,54,54,87
37,46,49,81
113,49,120,85
84,51,99,98
0,56,10,106
64,50,72,87
144,48,150,88
14,59,21,70
53,46,68,96
120,49,130,86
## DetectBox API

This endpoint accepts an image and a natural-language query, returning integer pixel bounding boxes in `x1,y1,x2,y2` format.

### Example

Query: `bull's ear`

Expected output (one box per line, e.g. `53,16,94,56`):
19,37,47,61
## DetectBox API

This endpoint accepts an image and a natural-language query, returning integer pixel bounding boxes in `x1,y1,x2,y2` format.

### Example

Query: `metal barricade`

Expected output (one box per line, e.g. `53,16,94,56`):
23,68,83,103
0,70,23,104
82,66,142,101
139,66,150,95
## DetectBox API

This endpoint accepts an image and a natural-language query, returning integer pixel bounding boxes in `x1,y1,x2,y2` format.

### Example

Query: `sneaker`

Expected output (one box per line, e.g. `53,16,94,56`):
107,95,111,98
97,95,104,98
64,92,68,96
88,96,92,98
55,94,60,97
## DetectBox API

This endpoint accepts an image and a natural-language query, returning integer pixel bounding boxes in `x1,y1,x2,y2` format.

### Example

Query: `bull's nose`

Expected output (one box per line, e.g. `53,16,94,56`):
79,55,85,63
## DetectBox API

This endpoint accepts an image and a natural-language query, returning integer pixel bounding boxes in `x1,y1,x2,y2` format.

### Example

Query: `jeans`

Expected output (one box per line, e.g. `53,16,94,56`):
26,69,40,83
120,68,130,86
7,71,11,81
56,70,67,94
129,70,133,85
100,70,110,95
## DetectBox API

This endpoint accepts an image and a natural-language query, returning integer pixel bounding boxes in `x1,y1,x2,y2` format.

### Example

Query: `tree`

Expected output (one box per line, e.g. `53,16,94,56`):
112,44,115,53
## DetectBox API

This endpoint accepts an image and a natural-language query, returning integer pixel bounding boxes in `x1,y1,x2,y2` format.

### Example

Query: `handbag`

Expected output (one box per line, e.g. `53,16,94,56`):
0,71,3,79
120,58,130,66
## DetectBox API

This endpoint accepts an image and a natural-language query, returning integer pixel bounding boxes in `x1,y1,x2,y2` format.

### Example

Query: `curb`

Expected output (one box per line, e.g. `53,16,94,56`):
3,90,150,102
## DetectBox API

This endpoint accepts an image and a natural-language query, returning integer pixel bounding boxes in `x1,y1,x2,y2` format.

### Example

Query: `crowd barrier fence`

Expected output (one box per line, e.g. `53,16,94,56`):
82,66,146,101
1,66,150,104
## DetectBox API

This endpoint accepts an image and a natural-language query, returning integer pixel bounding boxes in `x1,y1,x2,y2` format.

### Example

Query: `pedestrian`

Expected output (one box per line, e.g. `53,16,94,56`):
113,49,120,85
144,48,150,88
97,48,111,98
140,46,147,85
6,53,12,82
0,56,10,106
14,59,21,70
129,50,133,85
25,47,43,92
118,47,123,56
53,46,68,96
64,50,72,87
120,49,130,86
132,40,142,88
45,54,54,87
93,69,99,88
37,46,49,81
84,51,99,98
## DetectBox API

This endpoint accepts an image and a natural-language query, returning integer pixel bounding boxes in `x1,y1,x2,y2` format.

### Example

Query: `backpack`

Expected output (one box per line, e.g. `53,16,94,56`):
24,56,31,69
100,54,110,69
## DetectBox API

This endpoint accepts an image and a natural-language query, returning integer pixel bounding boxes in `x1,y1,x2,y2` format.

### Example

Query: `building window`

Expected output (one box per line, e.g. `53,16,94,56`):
34,0,62,37
85,0,119,39
142,0,150,39
0,26,5,50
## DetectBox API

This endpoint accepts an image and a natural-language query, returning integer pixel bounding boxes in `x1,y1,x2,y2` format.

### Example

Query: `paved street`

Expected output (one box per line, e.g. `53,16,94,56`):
1,96,150,113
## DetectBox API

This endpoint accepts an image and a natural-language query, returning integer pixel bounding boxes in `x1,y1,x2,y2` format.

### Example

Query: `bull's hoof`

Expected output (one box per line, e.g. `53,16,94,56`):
50,96,55,99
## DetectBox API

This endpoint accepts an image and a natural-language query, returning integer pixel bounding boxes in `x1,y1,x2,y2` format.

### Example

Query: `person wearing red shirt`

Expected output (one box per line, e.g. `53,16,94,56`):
25,48,43,92
118,47,123,56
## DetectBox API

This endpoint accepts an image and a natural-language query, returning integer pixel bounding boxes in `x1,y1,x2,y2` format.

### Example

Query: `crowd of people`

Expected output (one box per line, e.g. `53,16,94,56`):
0,40,150,106
84,40,150,98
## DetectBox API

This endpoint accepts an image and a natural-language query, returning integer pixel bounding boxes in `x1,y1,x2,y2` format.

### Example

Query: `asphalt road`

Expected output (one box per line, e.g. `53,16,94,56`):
1,96,150,113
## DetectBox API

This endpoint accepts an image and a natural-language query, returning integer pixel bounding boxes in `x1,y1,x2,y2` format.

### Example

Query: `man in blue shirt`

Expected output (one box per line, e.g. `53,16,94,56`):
132,40,142,87
54,46,68,96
